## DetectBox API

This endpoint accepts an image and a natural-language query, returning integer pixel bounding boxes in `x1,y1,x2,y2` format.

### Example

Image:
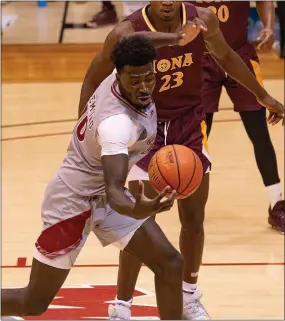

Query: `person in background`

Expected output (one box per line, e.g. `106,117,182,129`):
87,2,146,28
87,1,118,28
276,1,285,58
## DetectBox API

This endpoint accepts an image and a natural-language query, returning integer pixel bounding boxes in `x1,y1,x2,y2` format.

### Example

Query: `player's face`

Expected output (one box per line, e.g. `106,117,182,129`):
118,63,156,109
149,1,182,21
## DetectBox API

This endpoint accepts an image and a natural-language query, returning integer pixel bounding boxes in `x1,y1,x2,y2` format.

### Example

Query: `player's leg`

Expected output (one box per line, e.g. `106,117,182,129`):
1,259,70,316
178,173,210,320
201,54,224,138
239,109,284,233
1,175,92,317
124,218,184,320
94,189,184,320
225,55,284,233
170,113,211,320
205,112,214,137
116,179,158,303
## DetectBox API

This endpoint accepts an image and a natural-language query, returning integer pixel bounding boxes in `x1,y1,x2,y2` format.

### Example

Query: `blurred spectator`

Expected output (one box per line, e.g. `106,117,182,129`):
87,1,147,28
123,2,148,17
276,1,285,58
87,1,118,28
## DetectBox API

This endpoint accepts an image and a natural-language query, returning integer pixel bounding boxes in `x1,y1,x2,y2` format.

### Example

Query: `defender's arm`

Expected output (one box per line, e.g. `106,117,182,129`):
197,7,268,100
78,19,199,117
255,1,275,51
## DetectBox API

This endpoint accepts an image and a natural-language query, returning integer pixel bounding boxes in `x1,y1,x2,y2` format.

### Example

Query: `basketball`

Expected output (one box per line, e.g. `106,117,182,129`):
148,144,203,199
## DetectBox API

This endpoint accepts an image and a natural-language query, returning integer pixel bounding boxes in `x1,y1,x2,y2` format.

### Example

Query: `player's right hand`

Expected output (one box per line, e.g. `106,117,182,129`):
178,18,208,46
257,95,285,126
131,181,176,219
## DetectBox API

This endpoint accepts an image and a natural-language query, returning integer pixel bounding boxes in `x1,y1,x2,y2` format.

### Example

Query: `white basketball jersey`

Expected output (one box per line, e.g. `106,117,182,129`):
58,72,157,196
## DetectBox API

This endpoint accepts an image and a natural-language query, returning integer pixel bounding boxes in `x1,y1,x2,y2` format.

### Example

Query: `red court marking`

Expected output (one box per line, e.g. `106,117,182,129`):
16,257,27,267
1,257,284,269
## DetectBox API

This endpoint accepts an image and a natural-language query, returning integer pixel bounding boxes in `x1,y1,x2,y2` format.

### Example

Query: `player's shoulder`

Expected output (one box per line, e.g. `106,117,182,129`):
98,114,135,138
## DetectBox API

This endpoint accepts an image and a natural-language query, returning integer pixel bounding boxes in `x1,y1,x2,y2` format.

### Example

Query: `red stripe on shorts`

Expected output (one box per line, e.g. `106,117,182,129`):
35,209,92,259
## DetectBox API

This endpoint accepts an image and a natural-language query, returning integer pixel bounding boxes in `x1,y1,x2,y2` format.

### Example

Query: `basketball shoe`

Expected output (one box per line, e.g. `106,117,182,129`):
268,200,284,234
183,288,210,320
108,300,131,320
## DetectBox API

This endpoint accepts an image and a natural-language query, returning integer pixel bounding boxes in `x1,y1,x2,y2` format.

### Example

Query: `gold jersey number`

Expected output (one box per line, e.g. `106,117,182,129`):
159,71,184,92
208,5,229,23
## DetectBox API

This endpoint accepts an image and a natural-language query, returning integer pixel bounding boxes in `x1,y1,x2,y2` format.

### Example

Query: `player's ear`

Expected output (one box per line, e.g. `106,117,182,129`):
115,72,120,82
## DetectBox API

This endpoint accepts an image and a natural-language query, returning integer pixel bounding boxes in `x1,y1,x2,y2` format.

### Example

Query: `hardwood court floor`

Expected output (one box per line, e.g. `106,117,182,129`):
1,80,284,320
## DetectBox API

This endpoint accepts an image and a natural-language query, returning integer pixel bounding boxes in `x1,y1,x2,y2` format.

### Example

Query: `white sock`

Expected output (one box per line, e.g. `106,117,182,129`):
267,183,282,209
115,297,132,308
183,281,197,293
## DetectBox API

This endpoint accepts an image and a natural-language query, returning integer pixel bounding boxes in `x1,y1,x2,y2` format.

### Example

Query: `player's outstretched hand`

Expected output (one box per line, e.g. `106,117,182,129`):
257,95,285,126
132,181,176,219
178,18,208,46
255,28,275,52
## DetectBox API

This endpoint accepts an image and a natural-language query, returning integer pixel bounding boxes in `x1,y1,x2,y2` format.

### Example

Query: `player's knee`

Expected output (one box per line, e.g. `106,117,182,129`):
154,250,184,282
179,204,205,232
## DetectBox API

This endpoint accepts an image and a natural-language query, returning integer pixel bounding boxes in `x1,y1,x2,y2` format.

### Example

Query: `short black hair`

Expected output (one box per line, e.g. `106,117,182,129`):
111,35,156,73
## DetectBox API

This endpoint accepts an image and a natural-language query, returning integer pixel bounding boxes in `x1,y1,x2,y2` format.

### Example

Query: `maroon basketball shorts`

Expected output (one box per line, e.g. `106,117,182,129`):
128,105,211,182
201,49,264,113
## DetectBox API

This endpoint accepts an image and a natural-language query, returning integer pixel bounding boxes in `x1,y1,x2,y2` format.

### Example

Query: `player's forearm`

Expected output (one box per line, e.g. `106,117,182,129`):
107,186,135,217
214,49,268,100
126,31,181,48
256,1,275,30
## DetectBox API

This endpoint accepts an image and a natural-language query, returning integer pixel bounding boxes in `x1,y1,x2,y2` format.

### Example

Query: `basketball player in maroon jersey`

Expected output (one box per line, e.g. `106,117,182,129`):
78,2,284,319
189,1,284,234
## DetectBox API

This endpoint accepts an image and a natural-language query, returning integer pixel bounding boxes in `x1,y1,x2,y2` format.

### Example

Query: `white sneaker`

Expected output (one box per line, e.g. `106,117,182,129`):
183,289,210,320
108,303,131,320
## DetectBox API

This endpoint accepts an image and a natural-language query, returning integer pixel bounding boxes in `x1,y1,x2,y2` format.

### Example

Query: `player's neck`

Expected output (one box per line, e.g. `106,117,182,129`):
147,7,182,33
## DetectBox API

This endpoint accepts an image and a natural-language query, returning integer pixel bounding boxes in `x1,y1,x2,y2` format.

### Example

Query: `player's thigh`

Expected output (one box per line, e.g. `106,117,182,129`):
225,56,264,112
124,218,182,275
24,176,92,307
35,174,92,270
23,258,70,313
201,55,224,113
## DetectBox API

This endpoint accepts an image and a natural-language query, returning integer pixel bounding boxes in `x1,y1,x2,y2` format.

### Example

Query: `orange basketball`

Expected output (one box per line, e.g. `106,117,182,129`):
148,144,203,199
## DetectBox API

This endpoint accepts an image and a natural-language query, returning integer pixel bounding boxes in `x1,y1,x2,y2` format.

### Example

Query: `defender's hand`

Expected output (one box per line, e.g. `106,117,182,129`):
257,95,285,126
178,18,208,46
256,28,275,52
132,181,176,219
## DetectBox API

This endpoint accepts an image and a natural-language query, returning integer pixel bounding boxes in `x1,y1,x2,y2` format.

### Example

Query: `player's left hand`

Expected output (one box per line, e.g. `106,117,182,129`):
257,95,285,126
178,18,208,46
256,28,275,52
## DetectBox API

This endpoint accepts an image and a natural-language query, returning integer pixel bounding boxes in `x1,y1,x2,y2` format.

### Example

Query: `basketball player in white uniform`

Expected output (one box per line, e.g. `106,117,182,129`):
1,36,184,320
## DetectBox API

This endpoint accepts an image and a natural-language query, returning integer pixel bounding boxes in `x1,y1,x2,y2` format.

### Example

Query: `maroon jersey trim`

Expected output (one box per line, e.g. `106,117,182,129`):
141,3,187,32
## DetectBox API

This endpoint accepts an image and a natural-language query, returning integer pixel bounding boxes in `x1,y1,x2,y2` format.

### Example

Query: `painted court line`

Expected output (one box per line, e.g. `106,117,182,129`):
1,257,284,269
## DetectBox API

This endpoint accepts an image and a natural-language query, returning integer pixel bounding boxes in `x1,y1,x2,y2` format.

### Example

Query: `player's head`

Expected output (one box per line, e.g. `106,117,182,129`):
149,1,182,22
111,35,156,109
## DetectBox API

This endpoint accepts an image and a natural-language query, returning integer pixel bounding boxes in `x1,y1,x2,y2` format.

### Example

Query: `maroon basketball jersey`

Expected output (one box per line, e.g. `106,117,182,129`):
188,1,250,50
125,3,205,122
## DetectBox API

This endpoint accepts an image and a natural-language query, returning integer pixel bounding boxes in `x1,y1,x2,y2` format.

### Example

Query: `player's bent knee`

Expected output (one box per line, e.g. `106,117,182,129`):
179,202,205,229
153,250,184,282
